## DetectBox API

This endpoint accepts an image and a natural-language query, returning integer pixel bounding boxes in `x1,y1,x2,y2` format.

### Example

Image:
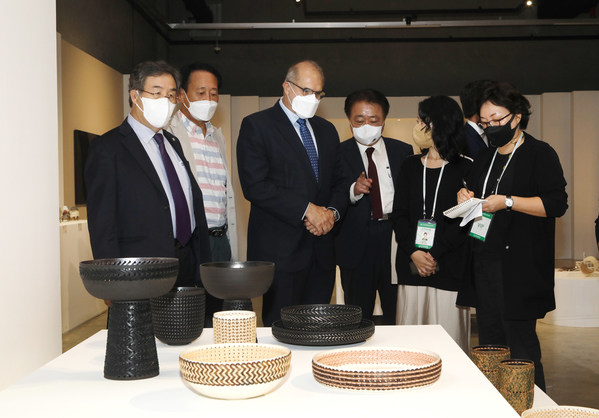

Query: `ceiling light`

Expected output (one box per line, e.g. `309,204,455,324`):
526,0,533,6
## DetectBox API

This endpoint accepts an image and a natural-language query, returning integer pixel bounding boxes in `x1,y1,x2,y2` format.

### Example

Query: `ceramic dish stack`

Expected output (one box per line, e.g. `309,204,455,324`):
271,304,375,346
179,343,291,399
312,347,442,391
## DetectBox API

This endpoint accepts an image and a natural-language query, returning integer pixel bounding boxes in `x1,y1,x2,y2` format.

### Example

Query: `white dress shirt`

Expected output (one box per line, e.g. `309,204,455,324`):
350,137,395,215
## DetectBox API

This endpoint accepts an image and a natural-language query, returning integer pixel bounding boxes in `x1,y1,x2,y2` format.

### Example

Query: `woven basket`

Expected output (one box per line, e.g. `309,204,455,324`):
522,406,599,418
180,343,291,398
280,304,362,331
312,347,442,391
272,319,374,346
213,310,256,344
471,345,511,388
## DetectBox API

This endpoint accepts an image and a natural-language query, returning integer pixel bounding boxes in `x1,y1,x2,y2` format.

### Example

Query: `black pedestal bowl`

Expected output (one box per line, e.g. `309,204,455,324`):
199,261,274,311
79,257,178,380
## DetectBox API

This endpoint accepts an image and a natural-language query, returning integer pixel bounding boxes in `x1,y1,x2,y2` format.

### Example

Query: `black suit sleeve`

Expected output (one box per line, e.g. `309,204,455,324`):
237,115,314,227
85,138,120,259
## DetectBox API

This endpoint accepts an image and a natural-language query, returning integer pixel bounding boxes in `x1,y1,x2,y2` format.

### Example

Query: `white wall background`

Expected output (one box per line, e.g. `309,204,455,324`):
0,2,62,389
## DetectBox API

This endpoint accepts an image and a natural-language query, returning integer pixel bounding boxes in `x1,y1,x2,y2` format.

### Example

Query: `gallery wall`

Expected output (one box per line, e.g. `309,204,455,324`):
0,1,61,390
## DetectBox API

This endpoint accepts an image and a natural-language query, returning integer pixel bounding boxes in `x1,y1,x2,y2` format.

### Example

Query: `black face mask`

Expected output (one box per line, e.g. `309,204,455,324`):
484,114,517,147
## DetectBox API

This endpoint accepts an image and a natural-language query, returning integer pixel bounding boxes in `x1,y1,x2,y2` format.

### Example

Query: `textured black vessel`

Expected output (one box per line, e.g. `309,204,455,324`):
79,257,178,380
151,287,206,345
200,261,274,311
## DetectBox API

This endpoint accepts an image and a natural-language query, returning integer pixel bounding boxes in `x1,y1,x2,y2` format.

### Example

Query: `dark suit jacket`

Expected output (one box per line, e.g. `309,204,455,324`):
237,103,348,273
85,119,211,276
464,122,488,159
335,137,413,269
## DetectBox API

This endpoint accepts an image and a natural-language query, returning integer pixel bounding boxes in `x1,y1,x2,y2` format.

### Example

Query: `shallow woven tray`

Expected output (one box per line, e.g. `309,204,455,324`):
271,319,374,346
179,343,291,386
312,347,442,391
280,304,362,331
522,406,599,418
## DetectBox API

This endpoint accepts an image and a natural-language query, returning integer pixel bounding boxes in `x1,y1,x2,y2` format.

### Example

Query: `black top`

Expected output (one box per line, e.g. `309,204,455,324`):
392,154,472,291
459,133,568,319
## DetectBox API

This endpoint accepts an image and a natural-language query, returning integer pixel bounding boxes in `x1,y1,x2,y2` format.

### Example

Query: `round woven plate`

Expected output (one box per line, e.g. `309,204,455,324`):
271,319,375,346
179,343,291,399
280,304,362,331
312,347,442,391
522,406,599,418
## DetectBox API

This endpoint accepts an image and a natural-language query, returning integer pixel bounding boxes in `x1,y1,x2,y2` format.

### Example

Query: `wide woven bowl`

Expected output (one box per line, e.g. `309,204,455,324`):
312,347,442,391
151,287,206,345
79,257,178,300
280,304,362,331
272,319,375,346
179,343,291,399
522,406,599,417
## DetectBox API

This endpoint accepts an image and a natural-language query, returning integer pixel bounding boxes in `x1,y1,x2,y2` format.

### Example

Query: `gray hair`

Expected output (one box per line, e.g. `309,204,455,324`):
128,60,180,107
284,60,325,85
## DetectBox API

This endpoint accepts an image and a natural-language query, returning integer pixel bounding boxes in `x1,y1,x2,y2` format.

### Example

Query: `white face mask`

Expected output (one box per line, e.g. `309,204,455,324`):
136,92,176,129
352,124,383,146
287,87,320,119
183,91,218,122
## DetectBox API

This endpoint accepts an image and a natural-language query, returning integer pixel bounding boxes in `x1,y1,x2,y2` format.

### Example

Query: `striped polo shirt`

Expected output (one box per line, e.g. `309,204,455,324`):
178,111,227,229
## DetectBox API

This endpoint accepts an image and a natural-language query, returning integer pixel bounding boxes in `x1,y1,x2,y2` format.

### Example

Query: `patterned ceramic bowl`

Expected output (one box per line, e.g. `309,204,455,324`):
179,343,291,399
522,406,599,417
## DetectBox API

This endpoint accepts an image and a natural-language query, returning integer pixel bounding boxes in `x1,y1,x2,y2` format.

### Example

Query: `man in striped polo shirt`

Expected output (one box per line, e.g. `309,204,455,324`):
168,62,238,324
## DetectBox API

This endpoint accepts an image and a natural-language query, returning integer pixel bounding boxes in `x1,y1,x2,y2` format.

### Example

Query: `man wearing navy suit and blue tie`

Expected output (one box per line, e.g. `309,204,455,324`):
237,60,348,326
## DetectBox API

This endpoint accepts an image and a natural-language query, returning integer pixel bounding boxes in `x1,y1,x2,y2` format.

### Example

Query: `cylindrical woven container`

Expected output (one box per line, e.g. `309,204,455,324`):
522,406,599,417
151,287,206,345
470,345,510,388
500,387,534,415
213,310,256,344
498,359,535,393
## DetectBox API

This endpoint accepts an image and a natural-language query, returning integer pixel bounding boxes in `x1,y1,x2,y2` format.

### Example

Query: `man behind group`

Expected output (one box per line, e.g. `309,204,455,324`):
335,89,413,324
86,60,211,290
168,62,238,322
237,60,348,326
460,79,495,159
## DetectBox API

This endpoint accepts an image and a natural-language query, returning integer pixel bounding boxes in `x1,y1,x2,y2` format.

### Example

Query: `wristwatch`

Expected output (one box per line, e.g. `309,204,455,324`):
505,195,514,211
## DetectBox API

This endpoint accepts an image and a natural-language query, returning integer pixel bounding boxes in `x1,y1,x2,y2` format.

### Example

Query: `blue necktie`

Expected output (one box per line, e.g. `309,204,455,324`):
296,118,319,181
153,133,192,245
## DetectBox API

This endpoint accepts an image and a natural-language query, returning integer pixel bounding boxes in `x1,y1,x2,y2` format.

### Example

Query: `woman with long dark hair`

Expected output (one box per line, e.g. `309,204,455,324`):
457,82,568,390
393,95,472,352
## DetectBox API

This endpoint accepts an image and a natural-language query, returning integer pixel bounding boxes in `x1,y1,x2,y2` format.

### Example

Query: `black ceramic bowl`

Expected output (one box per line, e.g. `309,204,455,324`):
199,261,274,300
79,257,179,301
151,287,206,345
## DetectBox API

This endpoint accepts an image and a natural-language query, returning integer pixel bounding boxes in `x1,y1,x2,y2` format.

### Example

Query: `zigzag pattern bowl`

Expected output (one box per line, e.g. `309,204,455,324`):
179,343,291,399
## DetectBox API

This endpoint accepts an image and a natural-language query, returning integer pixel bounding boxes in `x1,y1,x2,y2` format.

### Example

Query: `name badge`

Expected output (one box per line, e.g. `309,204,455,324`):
415,220,436,249
469,212,493,241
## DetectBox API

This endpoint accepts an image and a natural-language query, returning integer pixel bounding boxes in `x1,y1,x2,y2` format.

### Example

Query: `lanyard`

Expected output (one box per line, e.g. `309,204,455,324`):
422,152,446,219
481,132,523,198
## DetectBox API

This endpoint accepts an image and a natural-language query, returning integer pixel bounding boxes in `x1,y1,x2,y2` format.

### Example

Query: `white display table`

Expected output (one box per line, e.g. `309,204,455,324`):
0,325,555,417
59,220,106,332
541,270,599,327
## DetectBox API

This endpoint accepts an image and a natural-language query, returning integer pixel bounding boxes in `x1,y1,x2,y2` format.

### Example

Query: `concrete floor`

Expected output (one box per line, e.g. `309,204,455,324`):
63,311,599,409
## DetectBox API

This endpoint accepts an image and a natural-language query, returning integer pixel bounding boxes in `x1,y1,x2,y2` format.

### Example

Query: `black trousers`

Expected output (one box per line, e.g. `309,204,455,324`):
340,219,396,325
473,255,546,391
262,259,335,327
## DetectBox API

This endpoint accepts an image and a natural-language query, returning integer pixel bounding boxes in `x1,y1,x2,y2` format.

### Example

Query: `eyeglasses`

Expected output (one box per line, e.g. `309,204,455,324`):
287,80,326,100
478,113,512,129
139,90,178,103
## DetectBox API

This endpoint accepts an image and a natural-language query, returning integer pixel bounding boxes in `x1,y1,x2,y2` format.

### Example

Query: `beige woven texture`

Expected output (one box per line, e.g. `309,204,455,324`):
312,348,442,390
180,344,291,386
522,406,599,418
213,310,256,344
